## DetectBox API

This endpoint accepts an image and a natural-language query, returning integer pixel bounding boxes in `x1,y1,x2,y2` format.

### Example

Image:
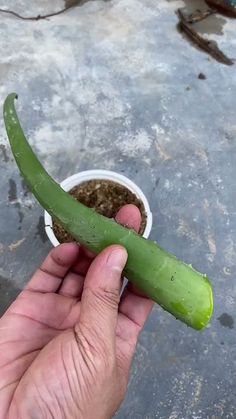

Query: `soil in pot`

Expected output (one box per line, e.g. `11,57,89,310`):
53,179,147,243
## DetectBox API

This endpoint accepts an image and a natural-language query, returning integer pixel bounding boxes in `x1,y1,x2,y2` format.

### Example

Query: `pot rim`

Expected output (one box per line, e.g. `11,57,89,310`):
44,169,153,247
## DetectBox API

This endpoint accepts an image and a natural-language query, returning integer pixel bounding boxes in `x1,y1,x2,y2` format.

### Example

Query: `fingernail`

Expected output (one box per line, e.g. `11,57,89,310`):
107,247,128,272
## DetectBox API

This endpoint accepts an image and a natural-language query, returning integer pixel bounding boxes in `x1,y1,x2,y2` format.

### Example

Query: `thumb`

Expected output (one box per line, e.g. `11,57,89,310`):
79,245,128,341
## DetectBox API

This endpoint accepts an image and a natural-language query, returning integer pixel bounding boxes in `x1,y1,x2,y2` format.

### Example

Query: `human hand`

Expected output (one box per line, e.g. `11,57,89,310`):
0,204,154,419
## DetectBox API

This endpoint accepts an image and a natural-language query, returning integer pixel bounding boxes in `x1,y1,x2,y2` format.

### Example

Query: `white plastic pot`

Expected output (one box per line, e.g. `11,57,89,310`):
44,170,153,247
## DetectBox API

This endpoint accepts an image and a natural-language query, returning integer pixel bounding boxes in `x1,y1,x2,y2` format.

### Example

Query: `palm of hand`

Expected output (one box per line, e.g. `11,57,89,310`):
0,206,153,419
0,244,88,418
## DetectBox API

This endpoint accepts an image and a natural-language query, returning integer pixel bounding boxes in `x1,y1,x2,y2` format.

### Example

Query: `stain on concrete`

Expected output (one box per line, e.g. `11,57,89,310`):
223,266,231,276
21,179,29,197
15,203,24,230
8,179,25,229
64,0,85,6
177,0,227,35
207,234,217,256
8,179,17,202
155,141,171,161
65,0,111,8
155,177,160,187
8,238,26,251
0,275,20,316
35,216,47,243
0,144,9,163
218,313,234,329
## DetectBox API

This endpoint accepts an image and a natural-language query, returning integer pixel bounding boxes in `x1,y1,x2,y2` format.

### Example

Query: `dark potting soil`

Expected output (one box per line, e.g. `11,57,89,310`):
53,179,147,243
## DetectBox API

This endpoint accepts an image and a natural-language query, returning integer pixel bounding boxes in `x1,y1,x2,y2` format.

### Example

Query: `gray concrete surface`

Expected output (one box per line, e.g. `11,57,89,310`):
0,0,236,417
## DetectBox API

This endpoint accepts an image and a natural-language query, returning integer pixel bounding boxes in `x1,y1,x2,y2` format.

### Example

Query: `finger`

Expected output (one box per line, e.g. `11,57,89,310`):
116,290,154,372
26,243,80,293
116,203,148,306
14,290,81,330
115,204,141,232
59,248,93,299
116,204,141,295
71,246,94,276
58,272,84,298
81,245,95,259
127,282,147,298
78,245,127,341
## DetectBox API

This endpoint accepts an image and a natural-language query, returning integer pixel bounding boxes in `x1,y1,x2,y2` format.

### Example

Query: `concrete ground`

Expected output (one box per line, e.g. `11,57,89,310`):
0,0,236,417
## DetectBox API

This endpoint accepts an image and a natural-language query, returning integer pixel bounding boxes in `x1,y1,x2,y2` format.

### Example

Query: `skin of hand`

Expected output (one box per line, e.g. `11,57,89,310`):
0,204,153,419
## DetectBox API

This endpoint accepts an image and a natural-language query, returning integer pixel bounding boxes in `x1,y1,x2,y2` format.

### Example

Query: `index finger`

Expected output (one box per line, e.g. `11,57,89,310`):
26,243,80,293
